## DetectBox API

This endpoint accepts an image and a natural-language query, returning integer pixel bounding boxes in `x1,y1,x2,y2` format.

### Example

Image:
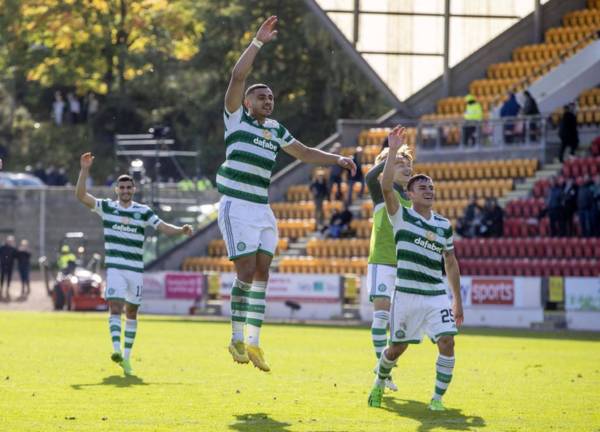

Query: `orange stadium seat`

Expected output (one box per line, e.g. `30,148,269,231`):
207,238,289,257
278,256,369,275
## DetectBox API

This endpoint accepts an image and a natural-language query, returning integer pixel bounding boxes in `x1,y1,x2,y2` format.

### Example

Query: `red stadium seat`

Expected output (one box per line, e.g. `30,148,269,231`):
479,239,492,257
570,238,583,258
581,238,593,258
491,238,514,258
506,238,517,258
521,199,532,218
567,259,582,276
539,217,550,237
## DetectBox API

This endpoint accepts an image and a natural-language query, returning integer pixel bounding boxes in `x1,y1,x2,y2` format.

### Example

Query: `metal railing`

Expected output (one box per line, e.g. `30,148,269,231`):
416,115,548,150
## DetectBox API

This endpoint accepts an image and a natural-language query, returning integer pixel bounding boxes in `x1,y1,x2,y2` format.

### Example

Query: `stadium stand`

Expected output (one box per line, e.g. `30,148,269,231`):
356,0,600,151
207,238,290,257
184,155,550,274
184,147,599,277
428,2,600,120
181,1,600,281
551,87,600,126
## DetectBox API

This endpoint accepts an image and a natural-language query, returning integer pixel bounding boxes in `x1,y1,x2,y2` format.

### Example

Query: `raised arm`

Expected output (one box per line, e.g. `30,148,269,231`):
224,16,278,114
75,152,97,209
283,140,357,177
381,126,405,215
444,250,464,326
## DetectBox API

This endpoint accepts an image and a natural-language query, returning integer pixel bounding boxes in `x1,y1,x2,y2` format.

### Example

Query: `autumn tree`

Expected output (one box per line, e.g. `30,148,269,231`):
0,0,204,95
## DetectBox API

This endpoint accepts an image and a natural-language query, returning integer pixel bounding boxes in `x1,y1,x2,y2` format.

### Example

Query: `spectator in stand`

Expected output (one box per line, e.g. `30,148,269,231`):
577,174,595,237
480,197,504,237
328,142,344,200
52,91,65,126
462,94,483,146
456,195,481,238
520,90,540,142
346,146,364,205
16,239,31,298
0,235,17,300
326,204,353,239
469,206,484,238
546,176,564,237
592,174,600,237
562,177,578,236
558,103,579,163
55,167,69,186
500,92,521,144
84,91,99,122
45,165,58,186
67,92,81,124
310,169,329,229
33,162,47,183
0,148,6,169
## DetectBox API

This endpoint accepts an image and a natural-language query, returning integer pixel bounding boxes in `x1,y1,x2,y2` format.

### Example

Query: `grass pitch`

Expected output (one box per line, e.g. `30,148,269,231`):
0,312,599,431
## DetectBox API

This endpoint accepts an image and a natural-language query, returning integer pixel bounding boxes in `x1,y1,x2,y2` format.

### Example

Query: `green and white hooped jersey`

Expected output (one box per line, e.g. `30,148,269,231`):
217,106,295,204
93,199,162,273
389,206,453,296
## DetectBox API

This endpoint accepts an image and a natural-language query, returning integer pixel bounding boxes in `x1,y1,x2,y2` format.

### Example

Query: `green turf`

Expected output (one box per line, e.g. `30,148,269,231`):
0,312,599,431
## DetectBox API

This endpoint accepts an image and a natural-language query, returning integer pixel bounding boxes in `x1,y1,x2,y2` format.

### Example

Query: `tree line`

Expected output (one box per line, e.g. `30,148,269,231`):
0,0,389,180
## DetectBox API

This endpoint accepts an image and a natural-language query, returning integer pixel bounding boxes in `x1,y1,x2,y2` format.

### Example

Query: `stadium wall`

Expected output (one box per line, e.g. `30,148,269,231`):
565,277,600,331
142,271,600,331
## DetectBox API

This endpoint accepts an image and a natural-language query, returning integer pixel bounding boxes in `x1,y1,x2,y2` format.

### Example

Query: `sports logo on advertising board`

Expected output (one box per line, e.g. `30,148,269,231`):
471,279,514,305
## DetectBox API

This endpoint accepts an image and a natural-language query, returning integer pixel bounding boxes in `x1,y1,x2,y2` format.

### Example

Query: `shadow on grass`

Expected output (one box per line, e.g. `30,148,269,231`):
71,374,151,390
382,398,486,432
228,413,292,432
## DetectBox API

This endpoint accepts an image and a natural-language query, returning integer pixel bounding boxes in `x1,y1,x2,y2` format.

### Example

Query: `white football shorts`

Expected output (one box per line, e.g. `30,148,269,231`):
218,196,278,260
367,263,396,301
389,291,458,344
105,268,144,306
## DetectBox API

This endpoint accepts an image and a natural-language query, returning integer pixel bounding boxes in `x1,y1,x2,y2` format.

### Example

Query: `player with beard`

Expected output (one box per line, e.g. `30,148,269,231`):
217,16,357,372
76,152,193,375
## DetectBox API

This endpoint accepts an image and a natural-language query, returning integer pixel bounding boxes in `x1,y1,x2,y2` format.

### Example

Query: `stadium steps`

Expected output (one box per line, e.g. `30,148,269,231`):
272,201,364,269
498,162,562,207
271,237,309,270
530,311,567,330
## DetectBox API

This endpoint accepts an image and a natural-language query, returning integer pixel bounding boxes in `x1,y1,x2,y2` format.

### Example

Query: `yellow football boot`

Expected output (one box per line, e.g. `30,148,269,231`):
246,345,270,372
228,340,249,364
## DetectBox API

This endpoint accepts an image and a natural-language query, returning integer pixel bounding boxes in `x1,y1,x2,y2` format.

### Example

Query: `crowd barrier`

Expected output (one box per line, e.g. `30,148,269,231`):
140,271,205,315
219,272,342,320
139,272,599,331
